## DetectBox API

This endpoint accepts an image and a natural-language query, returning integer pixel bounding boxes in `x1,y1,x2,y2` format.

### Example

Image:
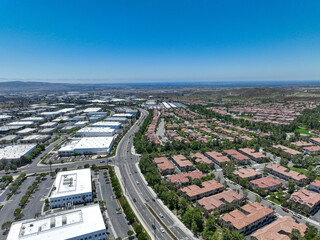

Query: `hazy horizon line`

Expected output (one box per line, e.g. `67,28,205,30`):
1,78,320,85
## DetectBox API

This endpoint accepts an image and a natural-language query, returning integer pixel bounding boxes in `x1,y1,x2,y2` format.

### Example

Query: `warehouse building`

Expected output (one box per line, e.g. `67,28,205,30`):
6,204,107,240
91,121,122,129
76,127,115,137
58,136,114,156
20,117,44,122
40,122,58,128
50,168,93,208
0,115,13,121
0,135,19,143
112,113,134,118
16,128,37,135
105,117,128,122
0,144,37,161
6,121,34,127
75,121,89,127
20,135,51,143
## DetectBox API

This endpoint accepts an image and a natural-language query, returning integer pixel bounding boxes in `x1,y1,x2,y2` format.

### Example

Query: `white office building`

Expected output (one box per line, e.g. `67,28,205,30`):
50,168,93,208
7,204,107,240
91,121,121,129
76,127,115,137
58,137,114,156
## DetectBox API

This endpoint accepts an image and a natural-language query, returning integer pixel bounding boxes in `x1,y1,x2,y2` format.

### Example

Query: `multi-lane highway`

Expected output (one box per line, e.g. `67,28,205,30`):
115,109,194,240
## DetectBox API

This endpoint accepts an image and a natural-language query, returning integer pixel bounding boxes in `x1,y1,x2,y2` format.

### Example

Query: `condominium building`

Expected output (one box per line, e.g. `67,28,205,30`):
238,148,267,162
265,164,308,186
190,152,212,165
223,149,250,164
221,202,274,234
251,216,307,240
272,145,302,155
250,176,283,192
233,168,262,181
154,157,175,175
171,154,195,171
198,189,244,214
289,189,320,212
181,179,224,201
310,179,320,193
167,171,206,186
205,151,231,166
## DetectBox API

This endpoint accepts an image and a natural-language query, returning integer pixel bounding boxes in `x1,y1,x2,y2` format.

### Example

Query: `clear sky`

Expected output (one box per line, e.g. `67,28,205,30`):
0,0,319,83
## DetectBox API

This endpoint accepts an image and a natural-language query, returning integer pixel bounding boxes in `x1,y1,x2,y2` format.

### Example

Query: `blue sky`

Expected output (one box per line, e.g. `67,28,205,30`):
0,0,319,83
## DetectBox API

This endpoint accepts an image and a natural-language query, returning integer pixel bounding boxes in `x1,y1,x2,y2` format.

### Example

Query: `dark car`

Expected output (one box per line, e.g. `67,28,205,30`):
282,208,289,213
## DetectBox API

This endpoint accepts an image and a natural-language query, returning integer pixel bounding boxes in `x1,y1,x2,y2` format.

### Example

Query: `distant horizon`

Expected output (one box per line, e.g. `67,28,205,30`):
1,78,320,86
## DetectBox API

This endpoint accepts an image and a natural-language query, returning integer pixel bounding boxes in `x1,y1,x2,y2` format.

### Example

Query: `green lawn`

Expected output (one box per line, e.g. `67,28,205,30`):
238,115,251,119
288,166,308,175
294,127,311,135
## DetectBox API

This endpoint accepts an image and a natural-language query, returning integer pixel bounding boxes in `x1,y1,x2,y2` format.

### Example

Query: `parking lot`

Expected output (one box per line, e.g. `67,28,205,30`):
42,152,95,164
23,176,55,219
0,176,35,236
96,170,133,240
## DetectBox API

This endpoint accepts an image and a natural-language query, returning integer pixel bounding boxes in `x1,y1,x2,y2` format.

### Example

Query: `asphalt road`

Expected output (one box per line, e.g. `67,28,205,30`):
115,109,194,240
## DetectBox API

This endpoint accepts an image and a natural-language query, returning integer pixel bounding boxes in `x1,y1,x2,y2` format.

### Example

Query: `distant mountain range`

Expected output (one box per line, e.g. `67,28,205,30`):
0,80,320,93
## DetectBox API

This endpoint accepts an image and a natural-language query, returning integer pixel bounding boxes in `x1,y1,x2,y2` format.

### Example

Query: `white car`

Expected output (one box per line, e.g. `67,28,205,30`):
160,227,165,233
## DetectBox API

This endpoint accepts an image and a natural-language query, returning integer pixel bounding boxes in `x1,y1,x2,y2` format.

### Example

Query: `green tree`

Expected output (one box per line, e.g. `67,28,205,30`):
1,221,12,233
4,165,10,172
178,197,189,216
303,225,318,240
222,228,245,240
10,164,17,171
256,195,262,203
287,179,296,194
14,208,24,219
289,228,302,240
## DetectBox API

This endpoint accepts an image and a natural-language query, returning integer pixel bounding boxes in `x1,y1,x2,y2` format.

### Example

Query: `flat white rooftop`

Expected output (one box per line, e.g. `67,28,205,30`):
76,127,115,136
16,128,37,135
83,107,101,113
50,168,92,199
40,122,58,127
59,137,114,153
112,113,133,118
57,108,76,113
0,144,37,160
6,121,34,126
20,117,44,122
21,135,50,141
91,121,121,128
7,204,105,240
